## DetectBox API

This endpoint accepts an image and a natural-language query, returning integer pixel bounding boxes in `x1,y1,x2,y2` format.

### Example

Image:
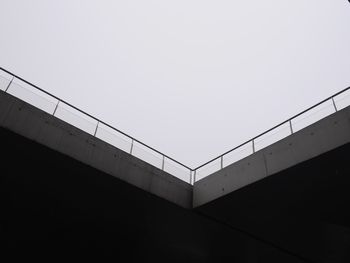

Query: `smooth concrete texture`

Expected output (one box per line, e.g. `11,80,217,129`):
194,106,350,207
0,90,192,208
195,142,350,263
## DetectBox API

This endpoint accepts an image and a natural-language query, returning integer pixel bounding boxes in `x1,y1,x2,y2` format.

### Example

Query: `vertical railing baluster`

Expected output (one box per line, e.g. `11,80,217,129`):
5,76,14,93
190,170,193,185
94,121,99,137
220,156,223,169
53,100,60,116
289,120,294,134
193,170,197,184
130,139,134,155
162,155,165,171
252,139,255,153
332,97,338,112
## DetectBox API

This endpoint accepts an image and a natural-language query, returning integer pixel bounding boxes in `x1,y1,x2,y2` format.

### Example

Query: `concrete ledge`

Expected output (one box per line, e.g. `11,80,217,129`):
0,90,192,208
193,106,350,207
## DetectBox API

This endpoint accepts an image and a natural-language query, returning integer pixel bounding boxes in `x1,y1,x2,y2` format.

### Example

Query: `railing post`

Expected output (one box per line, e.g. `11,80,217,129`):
162,155,165,171
190,170,193,185
130,139,134,155
289,120,294,134
252,139,255,153
332,97,338,112
220,156,223,169
193,170,197,184
94,121,99,137
5,76,14,93
53,100,60,116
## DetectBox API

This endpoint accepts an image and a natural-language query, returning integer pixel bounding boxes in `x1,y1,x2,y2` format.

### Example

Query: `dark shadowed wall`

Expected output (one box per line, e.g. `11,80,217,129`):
0,127,307,262
196,143,350,262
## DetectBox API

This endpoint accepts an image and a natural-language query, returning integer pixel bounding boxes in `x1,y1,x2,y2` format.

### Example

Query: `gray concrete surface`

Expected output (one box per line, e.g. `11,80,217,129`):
2,88,349,210
0,90,192,209
193,106,350,207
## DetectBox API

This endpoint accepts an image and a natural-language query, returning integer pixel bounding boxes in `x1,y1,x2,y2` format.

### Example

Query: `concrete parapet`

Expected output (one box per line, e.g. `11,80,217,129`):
0,90,192,208
194,106,350,207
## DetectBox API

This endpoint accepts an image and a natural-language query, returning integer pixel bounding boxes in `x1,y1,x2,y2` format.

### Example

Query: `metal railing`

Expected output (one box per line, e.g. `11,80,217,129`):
0,67,193,184
1,66,349,185
192,86,350,182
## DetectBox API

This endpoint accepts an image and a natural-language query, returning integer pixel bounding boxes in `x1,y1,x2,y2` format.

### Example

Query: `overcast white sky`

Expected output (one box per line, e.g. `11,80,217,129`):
1,0,350,170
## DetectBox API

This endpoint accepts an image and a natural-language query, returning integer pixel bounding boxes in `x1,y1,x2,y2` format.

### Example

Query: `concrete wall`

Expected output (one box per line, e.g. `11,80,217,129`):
0,90,192,208
0,125,306,262
194,106,350,207
195,142,350,263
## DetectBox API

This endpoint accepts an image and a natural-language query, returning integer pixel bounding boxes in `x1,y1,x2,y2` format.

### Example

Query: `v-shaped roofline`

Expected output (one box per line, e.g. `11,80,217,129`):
1,66,349,185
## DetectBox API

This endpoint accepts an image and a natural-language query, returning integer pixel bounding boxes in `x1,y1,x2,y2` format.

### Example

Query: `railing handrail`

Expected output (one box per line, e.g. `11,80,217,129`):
1,66,349,178
0,66,192,171
194,86,350,171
